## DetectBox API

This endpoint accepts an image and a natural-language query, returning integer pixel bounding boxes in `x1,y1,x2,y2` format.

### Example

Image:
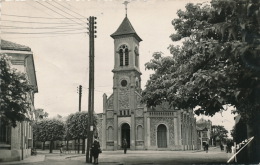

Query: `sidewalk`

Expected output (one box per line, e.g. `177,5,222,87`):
0,155,45,165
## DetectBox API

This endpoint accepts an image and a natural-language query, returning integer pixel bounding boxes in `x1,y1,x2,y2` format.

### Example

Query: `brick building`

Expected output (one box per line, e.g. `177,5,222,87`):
0,40,38,162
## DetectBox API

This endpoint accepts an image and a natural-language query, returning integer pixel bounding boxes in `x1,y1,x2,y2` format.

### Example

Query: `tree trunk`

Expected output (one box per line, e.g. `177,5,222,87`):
66,140,69,151
246,111,260,163
49,141,53,153
43,141,45,150
82,138,85,154
78,138,80,154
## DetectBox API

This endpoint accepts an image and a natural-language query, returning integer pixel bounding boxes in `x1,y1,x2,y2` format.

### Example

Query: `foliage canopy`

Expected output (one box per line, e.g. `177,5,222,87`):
142,0,260,121
65,111,97,140
0,54,33,127
33,118,65,142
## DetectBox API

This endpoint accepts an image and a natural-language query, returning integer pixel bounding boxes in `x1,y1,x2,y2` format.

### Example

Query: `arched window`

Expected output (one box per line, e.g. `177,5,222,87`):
107,126,113,141
119,44,129,66
119,49,123,66
134,47,139,67
137,125,143,140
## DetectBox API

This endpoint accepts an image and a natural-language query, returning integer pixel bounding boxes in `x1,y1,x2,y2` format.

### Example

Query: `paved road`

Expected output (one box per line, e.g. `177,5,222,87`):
1,147,234,165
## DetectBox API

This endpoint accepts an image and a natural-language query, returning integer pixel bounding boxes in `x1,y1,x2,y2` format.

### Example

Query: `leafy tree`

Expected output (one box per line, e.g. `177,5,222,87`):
33,108,48,121
0,54,33,127
32,108,48,149
211,125,228,145
33,118,65,153
65,111,97,154
142,0,259,163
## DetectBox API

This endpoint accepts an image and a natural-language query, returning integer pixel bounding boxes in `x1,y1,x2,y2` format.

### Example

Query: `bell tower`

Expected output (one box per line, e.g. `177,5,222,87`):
110,16,142,94
109,2,143,150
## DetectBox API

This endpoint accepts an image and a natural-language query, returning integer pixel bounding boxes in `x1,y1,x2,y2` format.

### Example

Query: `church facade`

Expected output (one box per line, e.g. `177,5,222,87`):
97,15,198,151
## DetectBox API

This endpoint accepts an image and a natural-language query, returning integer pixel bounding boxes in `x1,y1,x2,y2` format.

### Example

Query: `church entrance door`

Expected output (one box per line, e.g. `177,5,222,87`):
121,123,130,148
157,124,167,148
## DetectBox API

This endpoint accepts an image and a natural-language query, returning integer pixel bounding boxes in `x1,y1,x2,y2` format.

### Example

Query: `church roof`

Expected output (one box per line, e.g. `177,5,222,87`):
110,17,142,42
1,40,31,51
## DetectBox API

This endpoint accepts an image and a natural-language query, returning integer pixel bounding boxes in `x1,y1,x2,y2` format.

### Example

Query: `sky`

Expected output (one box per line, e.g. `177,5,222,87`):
1,0,235,136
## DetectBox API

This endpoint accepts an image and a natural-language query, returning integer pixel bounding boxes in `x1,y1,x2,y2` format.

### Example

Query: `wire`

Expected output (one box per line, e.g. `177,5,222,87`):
2,13,86,19
2,31,87,35
36,1,86,28
53,1,87,19
1,25,85,29
2,20,83,25
1,27,86,32
2,27,87,34
2,33,85,39
45,1,86,24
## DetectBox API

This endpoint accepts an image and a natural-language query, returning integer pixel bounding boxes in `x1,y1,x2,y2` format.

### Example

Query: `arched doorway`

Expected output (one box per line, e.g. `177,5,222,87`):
121,123,130,148
157,124,167,148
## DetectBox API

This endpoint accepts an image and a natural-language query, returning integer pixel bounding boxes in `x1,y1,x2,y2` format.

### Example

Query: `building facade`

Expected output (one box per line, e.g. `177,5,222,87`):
0,40,38,162
97,16,198,151
196,118,212,150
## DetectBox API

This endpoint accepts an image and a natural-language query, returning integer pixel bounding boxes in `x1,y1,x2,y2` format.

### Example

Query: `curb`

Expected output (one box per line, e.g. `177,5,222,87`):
0,155,45,165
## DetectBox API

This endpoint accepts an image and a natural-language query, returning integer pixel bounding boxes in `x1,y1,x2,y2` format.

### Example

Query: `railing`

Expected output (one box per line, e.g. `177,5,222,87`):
148,111,175,117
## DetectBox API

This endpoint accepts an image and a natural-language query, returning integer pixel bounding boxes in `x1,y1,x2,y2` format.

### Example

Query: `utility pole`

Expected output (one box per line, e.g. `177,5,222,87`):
77,85,82,153
86,16,97,163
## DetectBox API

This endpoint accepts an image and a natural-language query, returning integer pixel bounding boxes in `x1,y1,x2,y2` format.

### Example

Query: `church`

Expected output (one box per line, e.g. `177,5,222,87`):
97,12,198,151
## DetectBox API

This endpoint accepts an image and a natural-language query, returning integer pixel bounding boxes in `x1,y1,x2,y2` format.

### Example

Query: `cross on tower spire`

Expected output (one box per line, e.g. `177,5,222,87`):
123,1,129,17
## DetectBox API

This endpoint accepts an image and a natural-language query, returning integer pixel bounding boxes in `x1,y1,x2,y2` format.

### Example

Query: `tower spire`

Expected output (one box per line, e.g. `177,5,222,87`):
123,1,129,17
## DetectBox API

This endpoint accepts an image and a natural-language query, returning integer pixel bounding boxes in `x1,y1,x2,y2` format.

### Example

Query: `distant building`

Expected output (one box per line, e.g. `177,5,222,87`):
0,40,38,162
196,118,212,149
96,14,198,151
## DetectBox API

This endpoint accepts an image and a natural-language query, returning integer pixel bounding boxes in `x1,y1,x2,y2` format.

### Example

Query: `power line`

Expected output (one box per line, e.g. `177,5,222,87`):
1,25,85,29
45,1,86,24
1,27,86,31
2,20,83,25
36,1,86,28
2,31,87,35
53,1,87,19
2,13,86,19
2,33,84,39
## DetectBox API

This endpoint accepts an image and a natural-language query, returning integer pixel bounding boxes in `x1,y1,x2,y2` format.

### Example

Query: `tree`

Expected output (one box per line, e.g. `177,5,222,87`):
0,54,33,127
33,119,65,153
65,111,97,154
32,108,48,149
142,0,259,163
33,108,48,121
211,125,228,146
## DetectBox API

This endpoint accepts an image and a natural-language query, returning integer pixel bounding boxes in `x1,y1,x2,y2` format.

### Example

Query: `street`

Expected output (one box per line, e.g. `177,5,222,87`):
1,147,235,165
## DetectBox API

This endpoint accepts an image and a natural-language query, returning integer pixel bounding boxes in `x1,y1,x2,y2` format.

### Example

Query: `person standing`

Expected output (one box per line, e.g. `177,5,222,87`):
92,136,101,164
205,143,209,153
60,143,63,154
122,138,128,154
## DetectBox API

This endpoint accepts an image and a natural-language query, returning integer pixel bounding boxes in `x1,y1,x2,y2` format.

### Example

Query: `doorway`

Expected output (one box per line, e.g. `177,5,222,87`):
121,123,130,148
157,124,167,148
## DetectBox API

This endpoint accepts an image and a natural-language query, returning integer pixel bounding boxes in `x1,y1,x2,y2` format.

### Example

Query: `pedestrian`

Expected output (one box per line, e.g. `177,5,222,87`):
92,136,101,164
220,143,224,151
60,143,63,154
122,138,128,154
205,143,209,153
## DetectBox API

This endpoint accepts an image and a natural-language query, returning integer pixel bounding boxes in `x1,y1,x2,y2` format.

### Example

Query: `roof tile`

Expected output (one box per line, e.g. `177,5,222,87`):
1,40,31,51
111,17,142,41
